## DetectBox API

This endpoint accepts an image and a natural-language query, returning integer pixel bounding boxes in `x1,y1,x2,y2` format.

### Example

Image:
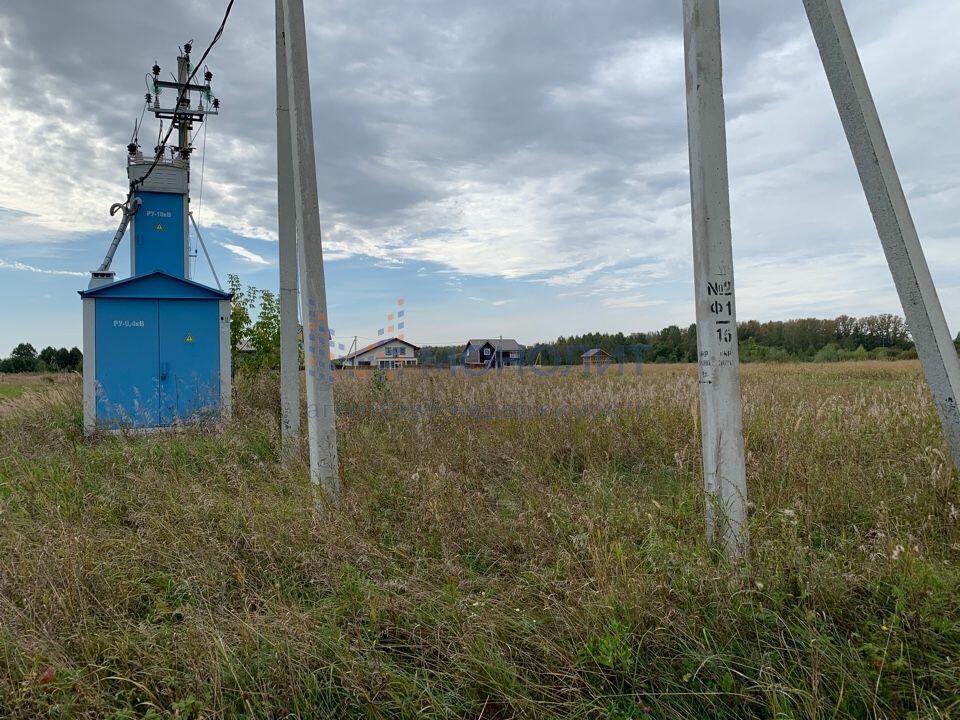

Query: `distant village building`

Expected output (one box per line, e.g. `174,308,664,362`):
582,348,612,368
462,339,523,368
340,337,419,369
236,338,256,355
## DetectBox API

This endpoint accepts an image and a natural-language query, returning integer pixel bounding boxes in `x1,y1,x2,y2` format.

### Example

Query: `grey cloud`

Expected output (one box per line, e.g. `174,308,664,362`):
1,0,958,321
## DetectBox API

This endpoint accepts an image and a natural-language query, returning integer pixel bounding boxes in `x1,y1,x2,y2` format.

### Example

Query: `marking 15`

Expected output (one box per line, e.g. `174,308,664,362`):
706,280,735,345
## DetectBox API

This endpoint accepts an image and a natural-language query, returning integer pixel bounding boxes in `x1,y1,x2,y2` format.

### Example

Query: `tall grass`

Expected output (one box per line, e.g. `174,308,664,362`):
0,362,957,718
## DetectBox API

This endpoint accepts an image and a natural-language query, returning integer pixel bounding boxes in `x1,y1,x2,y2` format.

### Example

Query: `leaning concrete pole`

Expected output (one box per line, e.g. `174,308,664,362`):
683,0,749,560
281,0,341,496
276,0,301,448
804,0,960,469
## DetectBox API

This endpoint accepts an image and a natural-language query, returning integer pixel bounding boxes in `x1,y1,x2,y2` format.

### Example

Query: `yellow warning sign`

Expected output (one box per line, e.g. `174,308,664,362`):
156,223,164,231
184,333,194,343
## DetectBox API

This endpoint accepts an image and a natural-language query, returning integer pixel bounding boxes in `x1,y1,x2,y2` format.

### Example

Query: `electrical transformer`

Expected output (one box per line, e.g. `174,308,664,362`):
80,44,231,432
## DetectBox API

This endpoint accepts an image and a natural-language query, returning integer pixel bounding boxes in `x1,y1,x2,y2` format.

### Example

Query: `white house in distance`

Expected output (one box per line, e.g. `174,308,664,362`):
340,337,419,369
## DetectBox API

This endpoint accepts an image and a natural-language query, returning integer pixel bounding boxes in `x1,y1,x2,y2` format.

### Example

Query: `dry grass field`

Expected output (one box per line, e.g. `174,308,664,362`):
0,373,76,409
0,361,958,718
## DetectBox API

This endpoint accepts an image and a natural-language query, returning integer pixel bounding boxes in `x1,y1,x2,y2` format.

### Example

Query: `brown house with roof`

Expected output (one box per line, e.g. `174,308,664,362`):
581,348,612,368
340,337,419,369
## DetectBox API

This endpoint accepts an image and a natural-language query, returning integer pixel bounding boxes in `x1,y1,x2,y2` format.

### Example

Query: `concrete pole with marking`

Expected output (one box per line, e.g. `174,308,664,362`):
276,0,301,448
683,0,749,560
803,0,960,469
280,0,341,496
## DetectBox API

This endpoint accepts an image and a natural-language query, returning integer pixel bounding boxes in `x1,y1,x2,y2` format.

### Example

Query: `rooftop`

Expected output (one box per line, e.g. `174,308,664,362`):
340,336,420,361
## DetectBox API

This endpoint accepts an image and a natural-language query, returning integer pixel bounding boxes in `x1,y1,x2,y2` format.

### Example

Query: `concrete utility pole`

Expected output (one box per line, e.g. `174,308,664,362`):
276,0,301,448
279,0,341,495
803,0,960,470
176,54,191,160
683,0,749,560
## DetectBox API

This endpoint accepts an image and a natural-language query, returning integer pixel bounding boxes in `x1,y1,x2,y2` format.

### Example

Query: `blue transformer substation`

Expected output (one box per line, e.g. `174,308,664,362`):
81,44,231,432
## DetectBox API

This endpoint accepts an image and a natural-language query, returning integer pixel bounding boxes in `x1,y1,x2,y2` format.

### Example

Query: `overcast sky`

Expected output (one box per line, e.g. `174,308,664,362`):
0,0,959,352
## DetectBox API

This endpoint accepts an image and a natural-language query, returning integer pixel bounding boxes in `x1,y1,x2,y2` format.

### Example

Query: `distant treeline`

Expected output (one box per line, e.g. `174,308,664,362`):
533,314,922,365
0,343,82,373
7,312,952,374
425,314,958,366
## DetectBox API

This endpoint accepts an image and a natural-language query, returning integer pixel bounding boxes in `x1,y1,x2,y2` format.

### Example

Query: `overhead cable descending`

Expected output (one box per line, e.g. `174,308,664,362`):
129,0,235,194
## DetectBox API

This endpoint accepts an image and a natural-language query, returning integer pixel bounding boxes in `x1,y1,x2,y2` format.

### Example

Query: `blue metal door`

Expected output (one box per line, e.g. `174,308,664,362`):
158,300,220,424
133,191,185,277
95,298,160,428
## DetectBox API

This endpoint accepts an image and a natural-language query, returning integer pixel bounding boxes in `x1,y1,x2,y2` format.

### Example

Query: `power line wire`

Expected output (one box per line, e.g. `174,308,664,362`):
195,117,209,224
131,100,148,144
190,114,211,281
128,0,235,195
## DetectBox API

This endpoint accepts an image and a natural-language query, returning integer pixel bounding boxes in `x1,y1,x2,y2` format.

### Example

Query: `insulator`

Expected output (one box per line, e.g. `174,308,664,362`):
184,42,193,55
204,70,213,82
152,63,160,77
212,98,220,110
127,143,138,155
144,92,152,104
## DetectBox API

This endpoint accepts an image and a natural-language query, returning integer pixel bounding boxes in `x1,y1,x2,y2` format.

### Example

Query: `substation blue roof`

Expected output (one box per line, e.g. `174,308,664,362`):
79,271,232,300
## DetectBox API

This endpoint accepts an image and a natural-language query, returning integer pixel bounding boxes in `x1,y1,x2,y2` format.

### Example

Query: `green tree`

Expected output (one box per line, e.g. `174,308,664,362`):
54,347,72,370
249,288,281,369
38,346,73,371
227,276,284,370
38,346,58,369
7,343,38,373
11,343,37,362
227,274,255,356
68,347,83,371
